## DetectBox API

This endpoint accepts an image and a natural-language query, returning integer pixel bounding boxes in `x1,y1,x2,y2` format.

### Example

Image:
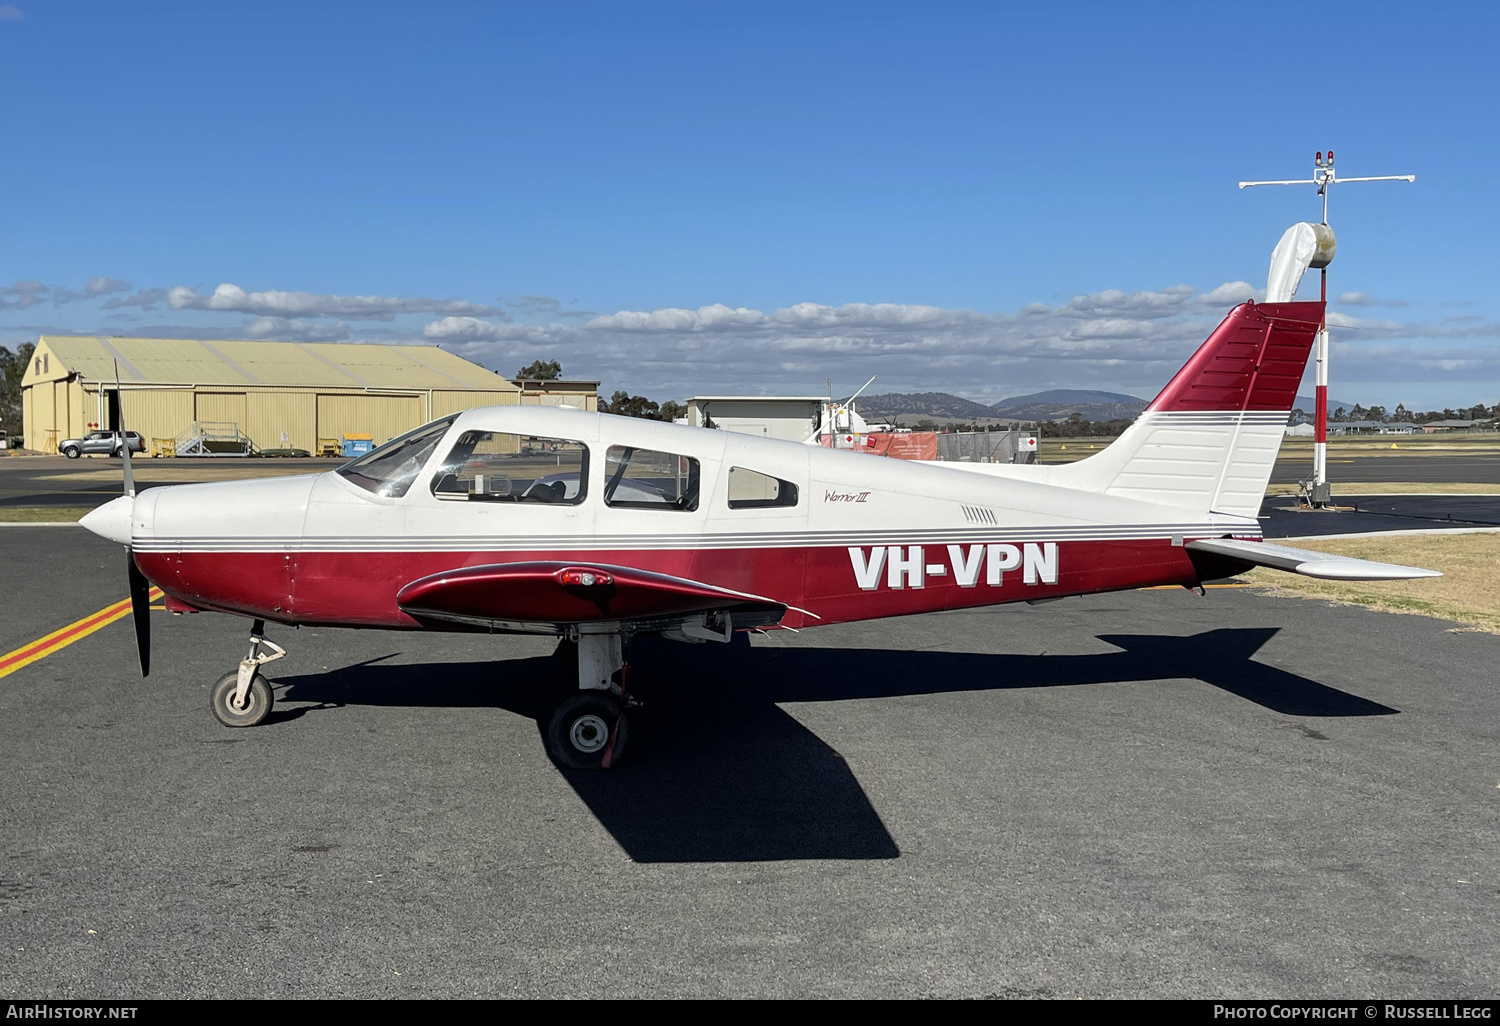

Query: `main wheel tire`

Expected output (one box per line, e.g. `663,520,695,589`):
63,446,80,459
210,670,274,728
546,692,627,770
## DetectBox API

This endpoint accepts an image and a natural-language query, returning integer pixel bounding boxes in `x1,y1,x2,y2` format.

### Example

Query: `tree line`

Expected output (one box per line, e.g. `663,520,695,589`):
1308,402,1499,425
515,359,684,421
0,341,35,435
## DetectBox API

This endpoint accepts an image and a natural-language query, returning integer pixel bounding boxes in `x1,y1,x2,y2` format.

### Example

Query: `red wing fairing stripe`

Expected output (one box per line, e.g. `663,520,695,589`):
396,561,788,625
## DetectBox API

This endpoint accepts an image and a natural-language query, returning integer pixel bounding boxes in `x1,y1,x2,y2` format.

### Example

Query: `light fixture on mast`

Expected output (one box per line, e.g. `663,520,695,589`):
1239,151,1414,507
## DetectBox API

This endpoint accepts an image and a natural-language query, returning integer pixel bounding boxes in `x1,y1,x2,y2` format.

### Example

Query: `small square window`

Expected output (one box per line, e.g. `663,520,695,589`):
604,446,699,511
727,467,799,509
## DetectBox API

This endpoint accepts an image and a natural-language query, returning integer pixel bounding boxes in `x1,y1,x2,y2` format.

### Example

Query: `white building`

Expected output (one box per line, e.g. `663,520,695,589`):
684,396,825,442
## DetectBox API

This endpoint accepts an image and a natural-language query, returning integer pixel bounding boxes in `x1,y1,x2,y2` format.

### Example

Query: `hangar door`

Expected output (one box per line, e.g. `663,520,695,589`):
195,392,247,430
317,394,424,447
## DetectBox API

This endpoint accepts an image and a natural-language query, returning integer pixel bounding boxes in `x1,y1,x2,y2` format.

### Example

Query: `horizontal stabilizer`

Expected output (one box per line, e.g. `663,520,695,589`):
1186,538,1442,581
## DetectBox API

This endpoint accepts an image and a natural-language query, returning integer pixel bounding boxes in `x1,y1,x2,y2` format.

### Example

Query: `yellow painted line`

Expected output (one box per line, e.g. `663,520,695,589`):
0,587,163,680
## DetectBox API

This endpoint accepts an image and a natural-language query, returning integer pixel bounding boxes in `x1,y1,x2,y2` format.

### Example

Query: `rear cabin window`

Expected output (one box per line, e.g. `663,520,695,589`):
338,416,457,498
727,467,799,509
431,431,588,504
603,445,699,511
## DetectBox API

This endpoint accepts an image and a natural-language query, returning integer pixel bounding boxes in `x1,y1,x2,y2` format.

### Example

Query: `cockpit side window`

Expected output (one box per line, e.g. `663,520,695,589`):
726,467,799,509
430,431,589,504
337,416,457,498
603,445,699,511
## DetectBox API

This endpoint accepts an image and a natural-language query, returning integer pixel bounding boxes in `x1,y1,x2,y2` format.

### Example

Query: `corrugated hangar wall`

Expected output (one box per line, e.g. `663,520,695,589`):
315,393,425,448
109,387,513,454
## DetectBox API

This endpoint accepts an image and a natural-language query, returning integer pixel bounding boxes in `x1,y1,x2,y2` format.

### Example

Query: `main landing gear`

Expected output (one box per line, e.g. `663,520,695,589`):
210,619,286,728
544,629,636,770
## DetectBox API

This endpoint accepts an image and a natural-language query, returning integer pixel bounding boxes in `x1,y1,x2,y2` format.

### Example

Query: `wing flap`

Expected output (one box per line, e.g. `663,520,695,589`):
1186,538,1441,581
396,561,790,629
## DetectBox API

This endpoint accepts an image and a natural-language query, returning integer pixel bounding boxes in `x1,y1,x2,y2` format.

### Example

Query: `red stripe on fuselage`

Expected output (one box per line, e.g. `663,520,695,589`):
133,538,1219,631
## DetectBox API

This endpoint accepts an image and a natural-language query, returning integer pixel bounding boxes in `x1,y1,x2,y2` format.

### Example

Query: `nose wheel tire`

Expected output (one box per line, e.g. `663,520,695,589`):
546,692,627,770
210,670,274,728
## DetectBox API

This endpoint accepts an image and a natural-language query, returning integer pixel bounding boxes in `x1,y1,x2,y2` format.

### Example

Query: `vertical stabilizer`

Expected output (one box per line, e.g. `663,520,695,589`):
1059,301,1324,518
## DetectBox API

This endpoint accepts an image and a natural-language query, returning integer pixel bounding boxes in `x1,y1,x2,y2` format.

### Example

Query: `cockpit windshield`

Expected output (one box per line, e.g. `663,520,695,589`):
337,416,457,498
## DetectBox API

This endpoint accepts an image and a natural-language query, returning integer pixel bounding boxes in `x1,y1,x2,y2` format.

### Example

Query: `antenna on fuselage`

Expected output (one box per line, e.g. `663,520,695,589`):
841,375,877,406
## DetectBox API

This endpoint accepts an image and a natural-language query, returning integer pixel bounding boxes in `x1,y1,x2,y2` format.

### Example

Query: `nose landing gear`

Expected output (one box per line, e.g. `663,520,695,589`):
209,619,286,728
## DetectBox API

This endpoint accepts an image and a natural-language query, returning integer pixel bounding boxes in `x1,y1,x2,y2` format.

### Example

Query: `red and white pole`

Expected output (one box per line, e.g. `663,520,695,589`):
1314,267,1328,495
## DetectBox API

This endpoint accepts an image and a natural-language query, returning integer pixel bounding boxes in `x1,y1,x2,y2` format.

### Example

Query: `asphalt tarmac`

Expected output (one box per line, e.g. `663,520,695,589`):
1268,449,1500,485
1,531,1496,998
1261,495,1500,539
0,456,331,510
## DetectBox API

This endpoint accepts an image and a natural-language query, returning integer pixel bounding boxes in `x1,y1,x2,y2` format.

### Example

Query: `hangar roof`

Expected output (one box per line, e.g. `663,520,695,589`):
24,335,518,392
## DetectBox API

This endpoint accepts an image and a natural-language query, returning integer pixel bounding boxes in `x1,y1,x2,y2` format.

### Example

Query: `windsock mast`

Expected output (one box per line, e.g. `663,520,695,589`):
1238,151,1415,507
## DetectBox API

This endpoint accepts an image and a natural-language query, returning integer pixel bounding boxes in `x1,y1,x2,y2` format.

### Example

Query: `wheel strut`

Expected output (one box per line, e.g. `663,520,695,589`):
232,618,285,711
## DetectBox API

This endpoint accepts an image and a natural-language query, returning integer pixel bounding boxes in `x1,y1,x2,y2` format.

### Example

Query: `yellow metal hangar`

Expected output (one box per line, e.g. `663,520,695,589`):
19,335,532,456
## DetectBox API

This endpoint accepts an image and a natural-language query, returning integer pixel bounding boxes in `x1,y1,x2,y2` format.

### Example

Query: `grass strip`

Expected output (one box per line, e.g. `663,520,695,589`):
0,507,91,523
1246,532,1500,634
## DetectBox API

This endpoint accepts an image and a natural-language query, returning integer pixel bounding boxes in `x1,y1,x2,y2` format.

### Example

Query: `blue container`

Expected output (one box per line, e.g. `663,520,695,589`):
341,437,375,458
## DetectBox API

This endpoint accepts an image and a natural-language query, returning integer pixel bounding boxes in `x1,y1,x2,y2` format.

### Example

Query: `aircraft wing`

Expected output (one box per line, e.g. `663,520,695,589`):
395,561,792,632
1185,538,1441,581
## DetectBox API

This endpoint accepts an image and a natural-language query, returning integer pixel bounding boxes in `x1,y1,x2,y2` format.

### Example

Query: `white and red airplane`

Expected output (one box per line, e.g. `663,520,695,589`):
80,298,1437,768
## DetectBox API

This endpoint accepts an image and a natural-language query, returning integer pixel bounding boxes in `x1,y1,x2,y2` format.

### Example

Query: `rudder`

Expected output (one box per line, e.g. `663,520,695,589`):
1063,301,1324,518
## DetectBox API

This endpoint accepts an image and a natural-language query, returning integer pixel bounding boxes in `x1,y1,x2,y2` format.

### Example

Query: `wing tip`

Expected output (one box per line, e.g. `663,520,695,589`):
1292,559,1443,581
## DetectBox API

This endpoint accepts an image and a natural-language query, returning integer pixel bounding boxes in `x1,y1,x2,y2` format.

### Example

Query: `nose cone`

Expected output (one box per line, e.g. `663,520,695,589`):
80,495,135,546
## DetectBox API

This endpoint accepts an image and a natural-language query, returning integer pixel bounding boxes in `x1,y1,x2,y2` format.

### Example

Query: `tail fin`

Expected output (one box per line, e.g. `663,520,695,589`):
1063,301,1324,518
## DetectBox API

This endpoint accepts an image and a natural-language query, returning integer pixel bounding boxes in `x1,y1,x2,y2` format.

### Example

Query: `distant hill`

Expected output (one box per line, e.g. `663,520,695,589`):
855,389,1371,425
1293,394,1360,415
856,392,1006,422
991,389,1147,422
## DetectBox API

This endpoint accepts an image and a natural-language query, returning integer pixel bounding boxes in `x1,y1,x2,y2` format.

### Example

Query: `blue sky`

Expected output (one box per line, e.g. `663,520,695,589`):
2,1,1496,408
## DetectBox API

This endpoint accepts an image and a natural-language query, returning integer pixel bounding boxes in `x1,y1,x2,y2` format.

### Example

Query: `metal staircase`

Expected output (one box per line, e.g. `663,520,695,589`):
173,421,258,457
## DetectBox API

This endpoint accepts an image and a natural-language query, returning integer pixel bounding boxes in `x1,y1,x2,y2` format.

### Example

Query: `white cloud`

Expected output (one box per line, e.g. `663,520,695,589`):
0,5,23,20
586,304,769,332
422,316,561,342
421,285,1279,401
85,276,132,296
1057,285,1196,320
1200,281,1263,305
0,280,47,310
9,270,1499,404
244,316,352,342
167,283,509,321
101,288,167,310
425,285,1500,403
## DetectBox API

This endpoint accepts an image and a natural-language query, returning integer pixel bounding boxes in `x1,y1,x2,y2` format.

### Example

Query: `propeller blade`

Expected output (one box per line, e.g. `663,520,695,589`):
114,361,134,497
127,551,151,677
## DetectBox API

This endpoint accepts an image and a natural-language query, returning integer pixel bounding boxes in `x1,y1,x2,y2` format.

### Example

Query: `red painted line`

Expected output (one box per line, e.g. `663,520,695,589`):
0,587,163,677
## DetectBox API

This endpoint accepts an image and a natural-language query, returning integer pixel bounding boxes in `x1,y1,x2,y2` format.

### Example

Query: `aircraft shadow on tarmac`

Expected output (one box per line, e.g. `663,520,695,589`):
272,627,1394,865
